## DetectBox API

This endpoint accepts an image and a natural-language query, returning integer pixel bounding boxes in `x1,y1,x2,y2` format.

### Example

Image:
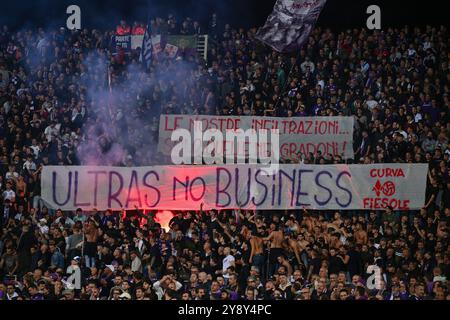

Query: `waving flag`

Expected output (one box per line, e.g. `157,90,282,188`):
256,0,327,53
139,20,153,69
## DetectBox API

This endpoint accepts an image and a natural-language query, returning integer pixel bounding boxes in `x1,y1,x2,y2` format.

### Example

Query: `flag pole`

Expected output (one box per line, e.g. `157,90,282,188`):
81,224,85,266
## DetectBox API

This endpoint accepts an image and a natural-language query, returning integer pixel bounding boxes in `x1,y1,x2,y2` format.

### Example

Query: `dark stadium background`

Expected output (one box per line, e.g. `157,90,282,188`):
0,0,447,31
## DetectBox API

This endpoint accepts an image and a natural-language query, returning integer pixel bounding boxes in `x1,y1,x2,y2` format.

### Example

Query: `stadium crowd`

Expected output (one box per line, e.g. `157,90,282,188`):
0,14,449,300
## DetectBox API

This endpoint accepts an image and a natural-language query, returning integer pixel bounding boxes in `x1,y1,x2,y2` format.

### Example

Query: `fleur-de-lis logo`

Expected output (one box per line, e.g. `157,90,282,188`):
372,180,383,196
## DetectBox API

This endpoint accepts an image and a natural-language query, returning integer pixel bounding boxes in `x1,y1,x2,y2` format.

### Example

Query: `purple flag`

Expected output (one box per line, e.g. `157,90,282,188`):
256,0,327,52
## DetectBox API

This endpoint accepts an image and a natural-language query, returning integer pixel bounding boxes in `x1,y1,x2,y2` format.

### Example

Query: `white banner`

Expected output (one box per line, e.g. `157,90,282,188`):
131,35,185,55
41,164,427,211
158,114,354,160
131,35,144,50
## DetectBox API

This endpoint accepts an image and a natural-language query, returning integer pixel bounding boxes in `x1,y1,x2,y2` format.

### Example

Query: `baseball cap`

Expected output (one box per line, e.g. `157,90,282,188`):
62,289,74,295
433,276,446,283
250,266,260,274
105,265,115,273
119,292,131,300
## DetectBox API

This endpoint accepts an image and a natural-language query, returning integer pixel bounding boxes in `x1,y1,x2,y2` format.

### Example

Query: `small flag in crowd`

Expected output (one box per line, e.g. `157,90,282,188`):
256,0,328,53
151,35,162,55
164,43,179,58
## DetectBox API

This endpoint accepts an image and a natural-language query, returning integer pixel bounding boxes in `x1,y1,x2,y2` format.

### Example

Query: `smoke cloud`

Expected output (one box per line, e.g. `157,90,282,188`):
75,44,202,166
